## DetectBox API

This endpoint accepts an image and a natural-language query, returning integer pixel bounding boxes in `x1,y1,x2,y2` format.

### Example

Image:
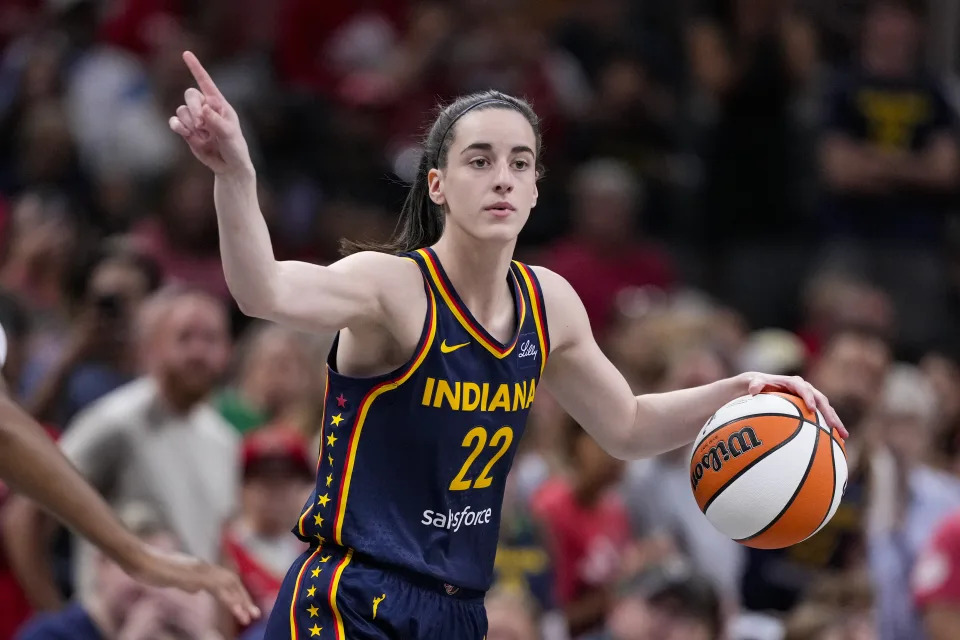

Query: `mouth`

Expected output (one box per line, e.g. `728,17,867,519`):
484,202,516,216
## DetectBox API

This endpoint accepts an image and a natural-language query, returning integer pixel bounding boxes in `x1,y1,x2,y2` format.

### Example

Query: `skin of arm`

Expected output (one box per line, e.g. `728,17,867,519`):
0,385,259,622
535,267,845,460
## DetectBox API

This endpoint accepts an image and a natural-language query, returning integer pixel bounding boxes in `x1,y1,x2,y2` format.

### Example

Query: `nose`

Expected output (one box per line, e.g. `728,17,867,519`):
493,160,514,194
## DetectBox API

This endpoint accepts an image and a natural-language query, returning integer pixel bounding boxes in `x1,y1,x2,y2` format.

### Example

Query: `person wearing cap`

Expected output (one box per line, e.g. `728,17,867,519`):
221,424,313,633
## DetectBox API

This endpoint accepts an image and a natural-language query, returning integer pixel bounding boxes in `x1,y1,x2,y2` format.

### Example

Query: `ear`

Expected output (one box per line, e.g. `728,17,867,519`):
532,181,538,209
427,168,446,206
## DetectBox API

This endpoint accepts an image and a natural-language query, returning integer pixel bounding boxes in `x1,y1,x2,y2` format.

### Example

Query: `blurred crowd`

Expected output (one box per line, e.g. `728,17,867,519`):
2,0,960,639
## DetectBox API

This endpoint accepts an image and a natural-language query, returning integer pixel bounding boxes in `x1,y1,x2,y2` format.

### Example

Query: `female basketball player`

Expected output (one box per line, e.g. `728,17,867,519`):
0,325,260,624
170,51,846,639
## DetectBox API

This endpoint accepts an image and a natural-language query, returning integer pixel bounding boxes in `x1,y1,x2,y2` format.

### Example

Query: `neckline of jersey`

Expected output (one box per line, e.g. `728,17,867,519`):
422,247,525,353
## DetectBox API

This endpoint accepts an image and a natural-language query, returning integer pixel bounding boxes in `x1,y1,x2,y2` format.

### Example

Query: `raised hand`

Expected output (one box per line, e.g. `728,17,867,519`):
169,51,252,175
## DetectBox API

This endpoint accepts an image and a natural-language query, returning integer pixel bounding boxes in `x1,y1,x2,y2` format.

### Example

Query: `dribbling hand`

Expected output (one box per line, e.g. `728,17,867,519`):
740,372,848,439
169,51,252,175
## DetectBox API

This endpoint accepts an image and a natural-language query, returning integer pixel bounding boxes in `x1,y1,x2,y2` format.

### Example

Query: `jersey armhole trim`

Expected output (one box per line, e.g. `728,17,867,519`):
514,262,549,378
332,281,438,544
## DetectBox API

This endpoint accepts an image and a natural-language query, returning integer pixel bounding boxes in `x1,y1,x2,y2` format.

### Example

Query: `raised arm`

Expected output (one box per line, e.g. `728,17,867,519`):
169,52,398,335
534,268,846,460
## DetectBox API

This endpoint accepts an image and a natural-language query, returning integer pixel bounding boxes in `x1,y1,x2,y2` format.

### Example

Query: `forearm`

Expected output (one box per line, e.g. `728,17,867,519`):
213,166,279,315
1,496,63,610
629,376,746,458
0,397,144,571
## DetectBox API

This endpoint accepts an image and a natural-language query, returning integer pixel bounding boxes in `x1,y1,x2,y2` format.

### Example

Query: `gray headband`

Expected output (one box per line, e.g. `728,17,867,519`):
434,99,515,167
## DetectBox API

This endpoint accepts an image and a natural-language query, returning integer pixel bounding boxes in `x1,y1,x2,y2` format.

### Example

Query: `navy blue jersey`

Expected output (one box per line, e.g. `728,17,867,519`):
292,248,550,592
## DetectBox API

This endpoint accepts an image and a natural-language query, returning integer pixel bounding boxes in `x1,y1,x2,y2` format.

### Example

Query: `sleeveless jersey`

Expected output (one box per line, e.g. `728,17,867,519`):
291,248,550,592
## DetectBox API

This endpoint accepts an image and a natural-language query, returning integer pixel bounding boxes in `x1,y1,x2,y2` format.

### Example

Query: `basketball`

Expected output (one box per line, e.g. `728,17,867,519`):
689,391,848,549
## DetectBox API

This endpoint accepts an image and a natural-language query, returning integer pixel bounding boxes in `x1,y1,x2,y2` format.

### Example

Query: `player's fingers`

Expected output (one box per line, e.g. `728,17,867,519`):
813,388,848,438
791,376,817,412
184,88,205,126
746,375,765,396
183,50,223,99
169,116,193,139
201,104,230,138
176,105,195,131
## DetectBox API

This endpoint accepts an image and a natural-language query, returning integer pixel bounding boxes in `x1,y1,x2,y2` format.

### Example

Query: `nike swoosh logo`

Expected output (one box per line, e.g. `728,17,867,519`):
440,340,470,353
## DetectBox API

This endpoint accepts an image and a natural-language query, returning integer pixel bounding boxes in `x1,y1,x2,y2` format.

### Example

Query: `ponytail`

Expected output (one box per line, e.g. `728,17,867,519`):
340,90,542,256
340,151,443,256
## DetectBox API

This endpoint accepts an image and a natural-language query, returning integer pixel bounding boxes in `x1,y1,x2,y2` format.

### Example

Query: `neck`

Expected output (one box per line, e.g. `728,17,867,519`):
154,376,204,416
431,229,517,314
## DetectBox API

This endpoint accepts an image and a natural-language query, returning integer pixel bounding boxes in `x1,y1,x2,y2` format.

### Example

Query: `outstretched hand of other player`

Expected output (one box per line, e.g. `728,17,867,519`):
169,51,252,175
741,372,848,439
129,544,261,625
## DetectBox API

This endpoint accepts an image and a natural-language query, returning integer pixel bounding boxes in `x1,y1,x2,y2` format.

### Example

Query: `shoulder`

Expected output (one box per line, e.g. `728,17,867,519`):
194,403,241,448
63,378,155,437
528,266,589,351
330,251,426,308
328,251,422,285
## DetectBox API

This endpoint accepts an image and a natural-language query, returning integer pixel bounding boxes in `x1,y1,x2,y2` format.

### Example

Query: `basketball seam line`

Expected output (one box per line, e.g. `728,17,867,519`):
805,432,839,541
736,425,822,544
699,416,805,514
775,392,816,426
695,411,805,449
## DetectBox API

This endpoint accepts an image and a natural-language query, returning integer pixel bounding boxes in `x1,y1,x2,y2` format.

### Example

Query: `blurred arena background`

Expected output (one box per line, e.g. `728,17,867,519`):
2,0,960,638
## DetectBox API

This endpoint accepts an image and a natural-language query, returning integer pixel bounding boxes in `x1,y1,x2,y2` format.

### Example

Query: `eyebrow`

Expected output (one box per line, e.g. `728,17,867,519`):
459,142,535,156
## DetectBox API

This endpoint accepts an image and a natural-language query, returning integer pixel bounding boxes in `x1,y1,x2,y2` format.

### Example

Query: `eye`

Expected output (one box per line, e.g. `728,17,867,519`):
513,159,530,170
470,158,490,168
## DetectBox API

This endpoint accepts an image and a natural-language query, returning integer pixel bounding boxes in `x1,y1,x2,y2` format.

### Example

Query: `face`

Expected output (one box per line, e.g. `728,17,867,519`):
429,108,538,243
863,4,921,76
154,296,230,403
243,464,313,536
243,332,313,414
810,334,890,428
98,532,178,624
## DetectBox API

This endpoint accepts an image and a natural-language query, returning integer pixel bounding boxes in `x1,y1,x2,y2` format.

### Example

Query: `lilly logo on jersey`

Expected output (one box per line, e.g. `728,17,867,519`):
421,505,494,532
517,332,539,370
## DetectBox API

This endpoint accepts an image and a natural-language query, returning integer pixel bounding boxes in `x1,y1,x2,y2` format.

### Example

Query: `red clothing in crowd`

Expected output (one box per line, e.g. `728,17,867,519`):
532,477,631,606
541,238,675,333
914,509,960,611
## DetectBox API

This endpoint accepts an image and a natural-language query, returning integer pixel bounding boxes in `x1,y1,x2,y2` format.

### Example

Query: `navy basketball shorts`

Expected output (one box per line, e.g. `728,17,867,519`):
262,544,488,640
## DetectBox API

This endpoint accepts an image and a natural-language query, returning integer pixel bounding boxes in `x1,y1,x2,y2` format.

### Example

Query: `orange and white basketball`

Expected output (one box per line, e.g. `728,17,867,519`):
689,391,848,549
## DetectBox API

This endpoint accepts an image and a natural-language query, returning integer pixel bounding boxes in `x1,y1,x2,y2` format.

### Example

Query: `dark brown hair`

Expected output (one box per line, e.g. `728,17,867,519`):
341,90,543,256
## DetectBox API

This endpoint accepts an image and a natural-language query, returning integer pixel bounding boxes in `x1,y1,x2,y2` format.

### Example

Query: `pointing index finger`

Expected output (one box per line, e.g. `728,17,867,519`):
183,51,222,99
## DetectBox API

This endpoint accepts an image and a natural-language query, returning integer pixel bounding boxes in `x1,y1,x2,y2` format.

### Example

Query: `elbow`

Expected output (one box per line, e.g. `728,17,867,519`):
602,425,648,461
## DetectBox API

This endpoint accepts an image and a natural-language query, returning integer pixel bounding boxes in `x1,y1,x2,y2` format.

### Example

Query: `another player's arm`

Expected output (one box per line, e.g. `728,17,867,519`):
169,51,402,336
534,268,846,460
0,390,259,623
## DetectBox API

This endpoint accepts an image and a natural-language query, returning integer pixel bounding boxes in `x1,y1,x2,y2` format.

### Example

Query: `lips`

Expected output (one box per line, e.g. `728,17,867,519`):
484,202,516,213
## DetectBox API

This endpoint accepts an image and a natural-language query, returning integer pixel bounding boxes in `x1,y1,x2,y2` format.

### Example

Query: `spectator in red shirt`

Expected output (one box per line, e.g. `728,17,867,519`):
913,508,960,639
532,415,630,637
220,423,311,633
540,158,675,336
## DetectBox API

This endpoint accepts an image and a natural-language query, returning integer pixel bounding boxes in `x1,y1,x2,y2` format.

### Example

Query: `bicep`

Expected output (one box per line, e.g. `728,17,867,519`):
262,257,383,334
536,269,636,457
